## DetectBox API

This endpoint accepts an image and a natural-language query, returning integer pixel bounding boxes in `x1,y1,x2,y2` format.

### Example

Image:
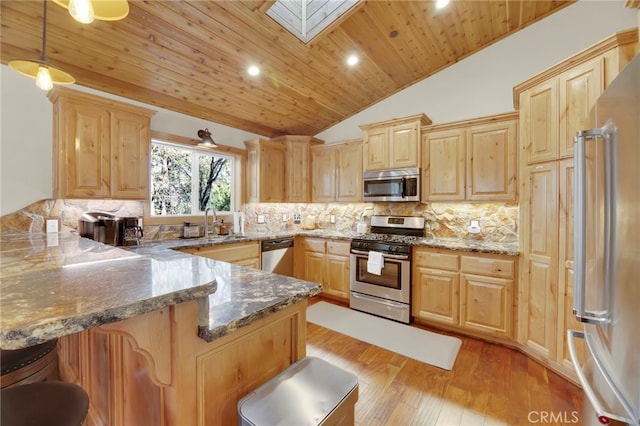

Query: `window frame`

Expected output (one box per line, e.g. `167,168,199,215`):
144,131,245,226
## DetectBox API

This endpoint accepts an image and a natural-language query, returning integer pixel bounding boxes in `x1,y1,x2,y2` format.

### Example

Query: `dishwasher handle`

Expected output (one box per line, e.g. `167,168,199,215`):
261,238,294,252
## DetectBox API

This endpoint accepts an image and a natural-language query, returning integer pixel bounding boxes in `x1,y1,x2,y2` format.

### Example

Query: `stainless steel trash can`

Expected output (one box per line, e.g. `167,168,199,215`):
238,356,358,426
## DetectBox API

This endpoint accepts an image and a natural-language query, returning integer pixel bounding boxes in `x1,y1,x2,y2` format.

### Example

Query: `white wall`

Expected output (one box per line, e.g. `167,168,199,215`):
316,0,639,142
1,0,637,215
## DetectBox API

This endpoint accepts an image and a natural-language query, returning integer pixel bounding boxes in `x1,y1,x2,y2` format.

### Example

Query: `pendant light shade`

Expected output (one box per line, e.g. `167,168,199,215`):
52,0,129,23
197,129,218,148
8,1,75,91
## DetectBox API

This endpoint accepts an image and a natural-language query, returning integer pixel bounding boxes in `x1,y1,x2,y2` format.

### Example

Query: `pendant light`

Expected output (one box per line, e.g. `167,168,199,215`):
52,0,129,24
197,129,218,148
8,0,75,91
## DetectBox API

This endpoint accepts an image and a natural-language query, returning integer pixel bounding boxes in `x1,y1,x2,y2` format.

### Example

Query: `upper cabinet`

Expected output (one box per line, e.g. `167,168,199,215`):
311,139,362,203
245,136,323,203
244,138,287,203
272,135,323,203
514,29,639,166
360,114,431,171
48,88,155,200
422,112,519,202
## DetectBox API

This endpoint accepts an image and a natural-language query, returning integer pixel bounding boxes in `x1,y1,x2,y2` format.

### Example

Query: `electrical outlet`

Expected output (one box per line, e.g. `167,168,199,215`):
293,213,301,224
46,217,59,233
257,214,265,224
330,214,336,224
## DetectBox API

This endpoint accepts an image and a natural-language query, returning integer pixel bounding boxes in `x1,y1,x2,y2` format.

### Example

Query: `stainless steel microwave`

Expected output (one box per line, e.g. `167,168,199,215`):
362,168,420,202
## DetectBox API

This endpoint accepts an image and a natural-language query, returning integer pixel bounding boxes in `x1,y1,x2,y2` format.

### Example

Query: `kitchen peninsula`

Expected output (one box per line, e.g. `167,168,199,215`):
0,232,321,425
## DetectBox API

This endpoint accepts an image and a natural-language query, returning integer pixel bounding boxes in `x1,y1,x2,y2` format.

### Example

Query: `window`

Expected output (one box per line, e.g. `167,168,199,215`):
150,139,234,216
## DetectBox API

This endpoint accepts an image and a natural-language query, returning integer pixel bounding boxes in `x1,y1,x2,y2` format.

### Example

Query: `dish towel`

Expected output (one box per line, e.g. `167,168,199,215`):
367,251,384,275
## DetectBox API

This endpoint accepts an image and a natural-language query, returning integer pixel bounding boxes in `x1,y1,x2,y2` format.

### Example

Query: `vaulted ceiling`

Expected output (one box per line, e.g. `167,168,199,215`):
1,1,574,137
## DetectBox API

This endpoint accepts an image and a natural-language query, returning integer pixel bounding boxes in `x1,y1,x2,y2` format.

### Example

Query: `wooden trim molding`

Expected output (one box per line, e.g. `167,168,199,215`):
420,111,519,133
513,28,638,109
359,112,433,130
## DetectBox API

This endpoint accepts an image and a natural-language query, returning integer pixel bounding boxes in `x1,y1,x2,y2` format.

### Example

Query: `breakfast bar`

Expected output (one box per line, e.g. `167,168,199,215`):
0,232,321,425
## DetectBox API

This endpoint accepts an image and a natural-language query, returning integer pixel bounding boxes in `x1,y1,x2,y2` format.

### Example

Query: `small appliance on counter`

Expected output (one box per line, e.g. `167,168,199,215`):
78,212,143,246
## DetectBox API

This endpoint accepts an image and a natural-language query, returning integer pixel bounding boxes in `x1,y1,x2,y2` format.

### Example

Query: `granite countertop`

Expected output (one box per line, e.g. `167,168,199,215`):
155,230,519,256
0,232,322,350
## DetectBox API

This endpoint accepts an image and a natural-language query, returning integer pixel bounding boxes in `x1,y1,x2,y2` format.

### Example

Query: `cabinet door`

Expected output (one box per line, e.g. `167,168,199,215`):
259,143,286,202
412,266,459,326
325,254,350,301
58,98,111,198
422,128,465,201
466,120,517,201
519,162,558,358
460,274,513,337
304,251,326,287
558,58,604,159
520,80,559,165
336,142,362,202
557,159,584,367
389,122,419,168
110,110,150,199
285,140,310,202
363,127,389,171
311,146,336,202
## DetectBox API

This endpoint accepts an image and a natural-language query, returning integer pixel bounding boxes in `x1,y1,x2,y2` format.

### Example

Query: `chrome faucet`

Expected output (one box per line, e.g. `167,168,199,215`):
204,207,218,237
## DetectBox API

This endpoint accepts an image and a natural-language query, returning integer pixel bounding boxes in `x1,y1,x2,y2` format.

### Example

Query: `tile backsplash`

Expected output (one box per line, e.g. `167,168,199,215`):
1,199,518,243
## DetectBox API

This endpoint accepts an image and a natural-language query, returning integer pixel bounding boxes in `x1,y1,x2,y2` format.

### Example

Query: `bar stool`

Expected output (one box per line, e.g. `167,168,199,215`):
1,381,90,426
1,339,59,388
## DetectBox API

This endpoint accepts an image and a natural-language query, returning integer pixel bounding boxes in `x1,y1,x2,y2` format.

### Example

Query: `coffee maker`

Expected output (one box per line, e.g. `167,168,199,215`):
121,216,144,246
78,213,143,246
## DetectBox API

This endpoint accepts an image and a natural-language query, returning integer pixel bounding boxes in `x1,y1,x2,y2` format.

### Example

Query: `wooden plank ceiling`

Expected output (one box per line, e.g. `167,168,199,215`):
1,0,574,138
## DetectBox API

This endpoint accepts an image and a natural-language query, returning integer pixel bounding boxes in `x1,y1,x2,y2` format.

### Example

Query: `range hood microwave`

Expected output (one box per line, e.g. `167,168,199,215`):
362,167,420,202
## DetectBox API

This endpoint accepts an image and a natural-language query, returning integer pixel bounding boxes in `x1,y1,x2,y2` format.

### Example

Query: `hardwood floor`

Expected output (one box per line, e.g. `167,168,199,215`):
306,300,583,426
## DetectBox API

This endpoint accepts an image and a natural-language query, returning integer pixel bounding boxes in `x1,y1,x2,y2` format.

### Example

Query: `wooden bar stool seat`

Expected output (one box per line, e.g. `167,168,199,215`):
1,381,89,426
1,339,59,388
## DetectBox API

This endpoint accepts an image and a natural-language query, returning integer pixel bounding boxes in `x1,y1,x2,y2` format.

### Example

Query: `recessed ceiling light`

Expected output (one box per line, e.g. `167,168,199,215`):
247,65,260,76
347,54,359,67
436,0,450,9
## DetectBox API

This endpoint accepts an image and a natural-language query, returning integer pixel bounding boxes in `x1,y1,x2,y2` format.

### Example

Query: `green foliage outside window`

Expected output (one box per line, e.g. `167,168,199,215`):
151,141,232,216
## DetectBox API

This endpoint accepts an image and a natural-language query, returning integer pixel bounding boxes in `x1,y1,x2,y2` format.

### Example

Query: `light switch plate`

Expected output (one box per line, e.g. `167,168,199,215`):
330,215,336,224
257,214,265,224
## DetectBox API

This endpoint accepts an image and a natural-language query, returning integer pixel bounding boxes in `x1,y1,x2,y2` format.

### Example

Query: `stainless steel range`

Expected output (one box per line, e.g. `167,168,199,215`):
349,215,425,324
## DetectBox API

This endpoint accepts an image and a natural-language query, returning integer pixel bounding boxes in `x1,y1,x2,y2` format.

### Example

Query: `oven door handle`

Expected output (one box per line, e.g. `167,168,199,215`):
350,249,410,260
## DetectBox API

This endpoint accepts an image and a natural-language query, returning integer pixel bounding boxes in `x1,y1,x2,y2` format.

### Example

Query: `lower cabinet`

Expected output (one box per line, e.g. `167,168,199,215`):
297,237,350,302
412,247,516,339
179,241,261,269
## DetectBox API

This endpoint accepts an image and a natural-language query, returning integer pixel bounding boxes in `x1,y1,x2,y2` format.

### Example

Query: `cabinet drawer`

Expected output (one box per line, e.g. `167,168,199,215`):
302,238,326,253
414,249,458,271
327,240,350,256
460,255,514,278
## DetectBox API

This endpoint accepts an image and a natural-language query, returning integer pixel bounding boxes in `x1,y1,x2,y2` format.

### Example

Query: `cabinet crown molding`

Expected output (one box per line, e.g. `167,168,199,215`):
47,87,156,117
359,113,432,130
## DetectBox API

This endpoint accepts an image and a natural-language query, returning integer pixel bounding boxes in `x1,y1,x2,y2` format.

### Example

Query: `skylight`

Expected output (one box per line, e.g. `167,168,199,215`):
266,0,360,44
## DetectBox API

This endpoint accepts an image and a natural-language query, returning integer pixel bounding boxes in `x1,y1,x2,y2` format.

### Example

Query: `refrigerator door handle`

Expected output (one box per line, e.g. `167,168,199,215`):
573,129,612,325
567,330,638,425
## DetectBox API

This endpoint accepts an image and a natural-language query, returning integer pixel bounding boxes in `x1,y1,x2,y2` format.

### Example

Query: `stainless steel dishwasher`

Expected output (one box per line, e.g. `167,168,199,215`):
261,237,294,277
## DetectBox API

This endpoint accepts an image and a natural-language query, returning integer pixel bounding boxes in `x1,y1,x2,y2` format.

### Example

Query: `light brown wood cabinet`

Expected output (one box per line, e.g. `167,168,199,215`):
271,135,323,203
296,237,350,302
179,241,260,269
48,87,155,199
412,247,516,339
310,139,362,202
514,30,637,380
360,114,431,171
244,139,287,203
421,112,518,202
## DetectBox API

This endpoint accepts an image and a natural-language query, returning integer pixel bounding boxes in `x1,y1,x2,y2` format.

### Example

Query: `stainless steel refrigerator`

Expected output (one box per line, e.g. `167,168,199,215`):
570,53,640,425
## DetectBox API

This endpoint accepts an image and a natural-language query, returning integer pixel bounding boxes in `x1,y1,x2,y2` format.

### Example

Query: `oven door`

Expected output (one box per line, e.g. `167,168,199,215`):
349,250,411,303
